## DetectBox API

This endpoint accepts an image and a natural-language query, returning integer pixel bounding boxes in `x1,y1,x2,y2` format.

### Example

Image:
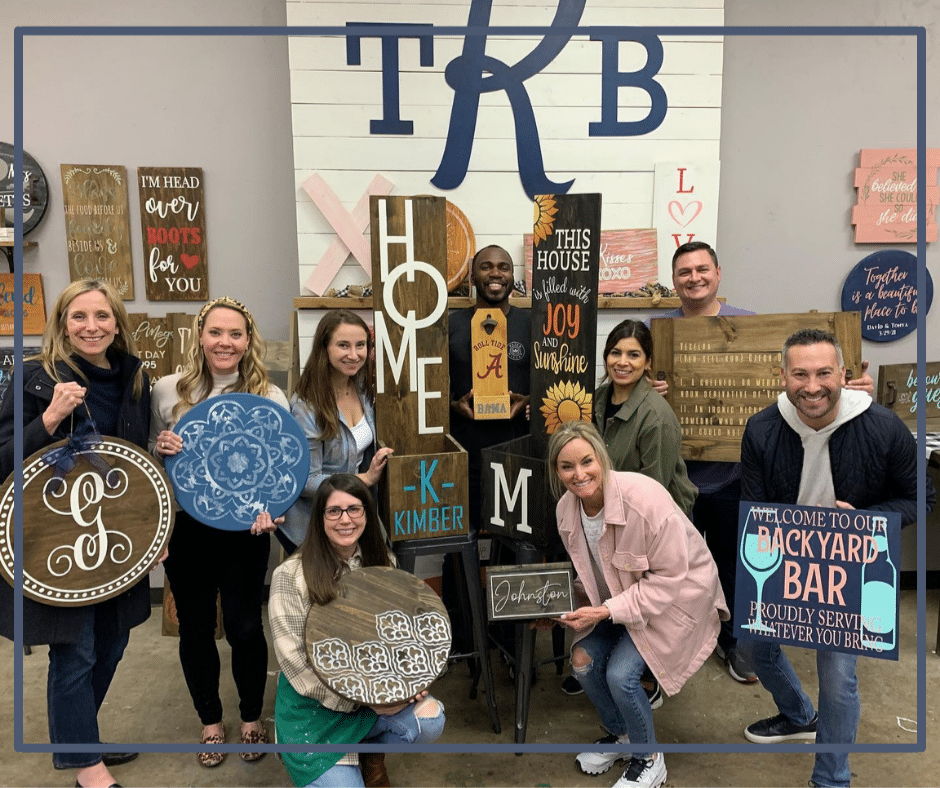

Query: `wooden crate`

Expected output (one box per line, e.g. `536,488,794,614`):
381,434,468,542
481,434,562,551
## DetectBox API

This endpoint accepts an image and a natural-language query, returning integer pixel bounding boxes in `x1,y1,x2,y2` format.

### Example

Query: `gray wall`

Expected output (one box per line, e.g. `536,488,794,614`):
4,0,298,343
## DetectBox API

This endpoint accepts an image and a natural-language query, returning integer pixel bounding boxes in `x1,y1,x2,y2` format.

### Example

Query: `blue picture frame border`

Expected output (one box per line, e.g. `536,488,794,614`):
11,21,928,760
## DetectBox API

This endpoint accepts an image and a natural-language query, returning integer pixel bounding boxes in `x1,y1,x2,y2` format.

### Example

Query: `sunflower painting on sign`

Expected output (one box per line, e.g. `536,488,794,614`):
528,193,601,456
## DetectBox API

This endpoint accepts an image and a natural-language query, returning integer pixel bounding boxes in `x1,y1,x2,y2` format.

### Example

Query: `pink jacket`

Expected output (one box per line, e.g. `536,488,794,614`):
556,471,729,696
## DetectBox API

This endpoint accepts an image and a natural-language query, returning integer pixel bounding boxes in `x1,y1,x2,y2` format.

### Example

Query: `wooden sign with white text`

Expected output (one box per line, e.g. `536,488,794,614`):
487,562,575,621
370,195,468,542
129,313,178,382
138,167,208,300
61,164,134,299
370,195,449,454
0,437,175,606
651,312,862,463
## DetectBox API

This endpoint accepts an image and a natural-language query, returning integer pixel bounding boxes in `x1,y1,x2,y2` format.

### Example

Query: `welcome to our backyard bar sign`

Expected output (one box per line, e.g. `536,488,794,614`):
735,501,901,661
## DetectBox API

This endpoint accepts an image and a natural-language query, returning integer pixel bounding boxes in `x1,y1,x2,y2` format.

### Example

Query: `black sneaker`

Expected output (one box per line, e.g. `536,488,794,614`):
716,644,758,684
561,674,583,695
745,712,817,743
645,679,663,710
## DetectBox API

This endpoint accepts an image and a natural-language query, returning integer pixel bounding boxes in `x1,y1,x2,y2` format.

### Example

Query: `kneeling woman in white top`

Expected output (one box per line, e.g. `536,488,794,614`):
547,421,728,788
269,474,445,787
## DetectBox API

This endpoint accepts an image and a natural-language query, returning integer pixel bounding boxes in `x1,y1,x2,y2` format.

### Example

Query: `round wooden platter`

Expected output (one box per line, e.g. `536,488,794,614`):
305,566,451,705
0,437,174,606
445,200,476,292
165,393,310,531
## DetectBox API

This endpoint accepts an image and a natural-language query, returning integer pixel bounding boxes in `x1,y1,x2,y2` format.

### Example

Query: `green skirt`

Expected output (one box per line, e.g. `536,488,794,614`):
275,673,378,786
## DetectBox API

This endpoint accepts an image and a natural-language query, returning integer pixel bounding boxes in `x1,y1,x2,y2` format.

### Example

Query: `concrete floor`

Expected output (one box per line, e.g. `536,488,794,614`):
2,589,938,788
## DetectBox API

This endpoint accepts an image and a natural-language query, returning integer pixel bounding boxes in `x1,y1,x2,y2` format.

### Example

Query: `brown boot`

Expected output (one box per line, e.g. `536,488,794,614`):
360,752,391,788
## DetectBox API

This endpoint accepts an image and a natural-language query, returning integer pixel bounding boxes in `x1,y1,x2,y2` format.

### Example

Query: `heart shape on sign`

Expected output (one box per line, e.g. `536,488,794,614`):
668,201,703,227
180,253,200,269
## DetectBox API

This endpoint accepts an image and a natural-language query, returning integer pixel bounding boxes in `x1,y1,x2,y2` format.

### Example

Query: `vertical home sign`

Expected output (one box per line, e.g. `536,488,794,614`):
138,167,209,301
370,195,468,542
529,193,601,456
61,164,134,299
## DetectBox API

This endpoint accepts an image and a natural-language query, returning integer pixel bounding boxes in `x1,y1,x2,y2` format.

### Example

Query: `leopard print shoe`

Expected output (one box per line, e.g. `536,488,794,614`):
239,721,267,762
198,724,226,768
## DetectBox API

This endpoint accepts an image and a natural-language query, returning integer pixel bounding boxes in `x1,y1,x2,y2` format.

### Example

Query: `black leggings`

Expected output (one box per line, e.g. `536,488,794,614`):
164,512,270,725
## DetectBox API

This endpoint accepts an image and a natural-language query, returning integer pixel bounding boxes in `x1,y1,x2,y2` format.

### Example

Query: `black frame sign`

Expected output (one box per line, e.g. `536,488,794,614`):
487,561,575,621
0,143,50,236
734,501,901,661
528,193,601,456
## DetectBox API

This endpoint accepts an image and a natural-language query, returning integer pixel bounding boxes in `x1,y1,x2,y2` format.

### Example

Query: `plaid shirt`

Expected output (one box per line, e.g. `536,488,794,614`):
269,550,364,767
271,552,366,709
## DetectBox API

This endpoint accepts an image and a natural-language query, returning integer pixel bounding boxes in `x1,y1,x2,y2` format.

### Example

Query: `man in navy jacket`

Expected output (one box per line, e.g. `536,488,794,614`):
738,328,933,788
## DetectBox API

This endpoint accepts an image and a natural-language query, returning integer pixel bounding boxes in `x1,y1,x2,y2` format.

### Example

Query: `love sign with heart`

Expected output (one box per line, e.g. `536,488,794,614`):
654,162,720,285
138,166,209,301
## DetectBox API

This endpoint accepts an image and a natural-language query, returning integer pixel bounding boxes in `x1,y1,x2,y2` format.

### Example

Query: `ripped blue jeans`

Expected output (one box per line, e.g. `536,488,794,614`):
572,619,655,759
304,697,445,787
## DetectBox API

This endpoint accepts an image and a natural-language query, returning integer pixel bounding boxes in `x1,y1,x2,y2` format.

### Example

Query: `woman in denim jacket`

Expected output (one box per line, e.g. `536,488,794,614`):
280,311,394,554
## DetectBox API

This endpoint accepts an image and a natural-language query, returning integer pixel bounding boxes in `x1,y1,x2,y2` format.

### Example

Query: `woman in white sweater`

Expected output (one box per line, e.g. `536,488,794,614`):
150,296,288,767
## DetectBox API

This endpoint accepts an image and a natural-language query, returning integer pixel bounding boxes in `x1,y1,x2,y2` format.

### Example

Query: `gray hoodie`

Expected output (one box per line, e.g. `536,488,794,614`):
776,388,873,507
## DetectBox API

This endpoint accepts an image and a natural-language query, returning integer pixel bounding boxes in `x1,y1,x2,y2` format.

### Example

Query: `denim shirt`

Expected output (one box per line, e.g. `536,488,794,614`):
281,391,377,547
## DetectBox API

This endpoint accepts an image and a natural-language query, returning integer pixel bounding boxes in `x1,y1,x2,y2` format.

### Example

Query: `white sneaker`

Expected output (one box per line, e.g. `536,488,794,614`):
575,734,629,775
612,754,667,788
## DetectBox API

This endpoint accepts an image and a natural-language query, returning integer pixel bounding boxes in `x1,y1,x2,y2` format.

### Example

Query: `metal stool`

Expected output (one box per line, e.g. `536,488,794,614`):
490,537,568,744
394,531,501,734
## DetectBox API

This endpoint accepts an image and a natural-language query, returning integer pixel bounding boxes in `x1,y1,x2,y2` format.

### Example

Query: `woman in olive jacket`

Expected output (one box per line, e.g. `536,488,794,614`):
0,280,151,788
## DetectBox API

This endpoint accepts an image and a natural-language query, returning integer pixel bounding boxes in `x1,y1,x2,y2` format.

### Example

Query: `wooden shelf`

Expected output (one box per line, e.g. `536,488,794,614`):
0,240,37,248
294,295,684,310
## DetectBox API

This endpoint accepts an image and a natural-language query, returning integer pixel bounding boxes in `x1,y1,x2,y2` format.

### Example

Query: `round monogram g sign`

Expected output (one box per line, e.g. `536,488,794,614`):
0,437,174,606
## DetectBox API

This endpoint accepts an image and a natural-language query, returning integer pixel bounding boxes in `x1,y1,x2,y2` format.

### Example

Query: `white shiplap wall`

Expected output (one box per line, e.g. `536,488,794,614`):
287,0,723,368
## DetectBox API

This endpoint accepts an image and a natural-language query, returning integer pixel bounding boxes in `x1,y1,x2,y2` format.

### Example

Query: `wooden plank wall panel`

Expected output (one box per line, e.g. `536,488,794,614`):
288,0,724,317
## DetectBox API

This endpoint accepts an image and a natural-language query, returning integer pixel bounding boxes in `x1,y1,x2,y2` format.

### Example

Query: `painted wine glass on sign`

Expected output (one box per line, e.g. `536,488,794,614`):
739,505,784,634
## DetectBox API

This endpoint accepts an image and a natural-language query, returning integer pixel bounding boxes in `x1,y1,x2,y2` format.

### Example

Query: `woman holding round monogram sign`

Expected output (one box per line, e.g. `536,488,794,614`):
150,295,288,768
0,280,152,788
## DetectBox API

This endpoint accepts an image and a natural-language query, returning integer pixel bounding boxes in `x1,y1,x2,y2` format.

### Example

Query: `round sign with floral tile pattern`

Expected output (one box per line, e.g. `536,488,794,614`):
305,566,451,704
165,393,309,531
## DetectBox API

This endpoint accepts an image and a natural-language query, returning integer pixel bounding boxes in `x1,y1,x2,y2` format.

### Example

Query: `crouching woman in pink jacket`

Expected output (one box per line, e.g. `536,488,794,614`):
547,421,729,788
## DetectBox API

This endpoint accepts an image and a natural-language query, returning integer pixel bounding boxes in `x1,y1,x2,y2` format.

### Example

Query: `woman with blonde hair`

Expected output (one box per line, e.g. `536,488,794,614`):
280,310,393,553
151,295,288,767
546,421,727,788
0,279,152,787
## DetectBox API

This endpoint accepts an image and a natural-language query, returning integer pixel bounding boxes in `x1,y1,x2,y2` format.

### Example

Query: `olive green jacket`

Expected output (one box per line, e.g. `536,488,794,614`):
594,377,697,516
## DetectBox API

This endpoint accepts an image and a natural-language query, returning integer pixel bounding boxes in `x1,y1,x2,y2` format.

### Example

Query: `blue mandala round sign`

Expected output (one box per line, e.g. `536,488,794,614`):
165,393,309,531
